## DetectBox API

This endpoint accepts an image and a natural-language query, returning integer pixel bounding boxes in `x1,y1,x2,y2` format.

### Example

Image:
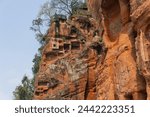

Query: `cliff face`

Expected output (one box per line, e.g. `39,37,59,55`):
33,0,150,100
88,0,150,99
33,11,103,100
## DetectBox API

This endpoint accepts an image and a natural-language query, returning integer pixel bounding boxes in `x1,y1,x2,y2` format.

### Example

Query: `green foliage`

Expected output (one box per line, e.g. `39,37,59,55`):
30,0,84,44
32,54,41,75
13,75,34,100
30,1,54,44
30,18,47,45
51,0,83,16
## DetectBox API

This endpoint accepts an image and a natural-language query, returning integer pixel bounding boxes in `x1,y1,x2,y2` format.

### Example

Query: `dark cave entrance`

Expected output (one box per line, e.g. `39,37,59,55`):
71,41,80,50
64,43,70,51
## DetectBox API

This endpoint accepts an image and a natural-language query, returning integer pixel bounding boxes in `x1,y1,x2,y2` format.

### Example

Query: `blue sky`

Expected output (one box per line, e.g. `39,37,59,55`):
0,0,48,99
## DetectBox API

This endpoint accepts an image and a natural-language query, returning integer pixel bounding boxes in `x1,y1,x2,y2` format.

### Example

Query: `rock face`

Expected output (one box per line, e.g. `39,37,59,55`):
33,10,104,100
88,0,150,100
33,0,150,100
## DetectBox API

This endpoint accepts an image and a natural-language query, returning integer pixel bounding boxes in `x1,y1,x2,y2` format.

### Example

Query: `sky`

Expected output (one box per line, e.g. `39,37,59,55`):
0,0,48,99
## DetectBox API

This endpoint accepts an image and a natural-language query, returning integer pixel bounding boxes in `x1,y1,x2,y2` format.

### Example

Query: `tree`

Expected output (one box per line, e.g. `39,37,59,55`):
13,75,34,100
30,1,55,44
51,0,83,16
32,53,41,75
30,0,84,44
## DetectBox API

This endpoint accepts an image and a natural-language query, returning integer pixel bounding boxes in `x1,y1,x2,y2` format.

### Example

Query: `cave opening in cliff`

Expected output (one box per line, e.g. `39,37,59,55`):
71,41,80,50
96,44,103,55
64,44,70,51
46,52,58,60
38,81,48,86
70,26,78,37
90,42,103,55
58,39,63,43
35,92,40,96
52,42,59,50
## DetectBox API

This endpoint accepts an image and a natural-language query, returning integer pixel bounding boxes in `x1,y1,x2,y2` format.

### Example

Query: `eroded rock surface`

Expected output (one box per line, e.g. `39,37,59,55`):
88,0,149,100
33,8,105,99
33,0,150,100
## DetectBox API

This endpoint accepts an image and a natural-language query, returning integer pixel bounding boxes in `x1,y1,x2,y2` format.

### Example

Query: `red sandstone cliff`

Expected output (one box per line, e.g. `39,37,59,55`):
33,0,150,100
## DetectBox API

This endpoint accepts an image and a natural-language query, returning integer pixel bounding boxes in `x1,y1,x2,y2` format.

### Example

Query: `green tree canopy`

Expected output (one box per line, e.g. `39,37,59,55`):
13,75,34,100
30,0,85,44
